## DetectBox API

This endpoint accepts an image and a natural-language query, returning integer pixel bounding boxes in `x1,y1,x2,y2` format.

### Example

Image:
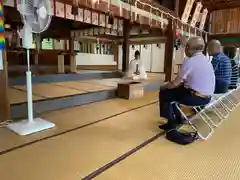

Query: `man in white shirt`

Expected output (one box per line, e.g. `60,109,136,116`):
159,36,215,131
125,50,147,80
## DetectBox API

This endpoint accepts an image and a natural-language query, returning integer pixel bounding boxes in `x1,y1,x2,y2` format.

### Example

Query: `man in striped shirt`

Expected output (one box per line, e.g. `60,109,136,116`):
223,46,239,89
208,40,232,93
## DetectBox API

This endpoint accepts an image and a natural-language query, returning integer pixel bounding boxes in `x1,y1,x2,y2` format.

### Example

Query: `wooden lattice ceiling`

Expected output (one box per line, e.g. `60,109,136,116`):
201,0,240,11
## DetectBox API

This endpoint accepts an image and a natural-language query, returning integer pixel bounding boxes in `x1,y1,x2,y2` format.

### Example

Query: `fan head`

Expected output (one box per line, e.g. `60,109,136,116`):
18,0,52,33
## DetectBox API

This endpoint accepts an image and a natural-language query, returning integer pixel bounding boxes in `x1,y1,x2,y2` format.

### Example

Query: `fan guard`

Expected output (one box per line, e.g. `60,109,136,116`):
18,0,52,33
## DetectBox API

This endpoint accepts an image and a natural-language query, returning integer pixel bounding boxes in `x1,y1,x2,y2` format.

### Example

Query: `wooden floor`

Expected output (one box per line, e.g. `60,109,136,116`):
1,90,240,180
9,73,164,105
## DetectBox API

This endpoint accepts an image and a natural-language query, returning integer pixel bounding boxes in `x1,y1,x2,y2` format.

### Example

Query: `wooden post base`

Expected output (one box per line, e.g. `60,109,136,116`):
57,55,65,74
70,55,77,73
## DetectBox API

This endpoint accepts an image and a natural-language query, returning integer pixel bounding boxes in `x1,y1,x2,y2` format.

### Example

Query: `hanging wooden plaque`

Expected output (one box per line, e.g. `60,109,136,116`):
65,4,74,20
55,1,65,18
84,9,91,24
99,14,106,27
190,2,202,27
92,12,99,25
75,8,83,22
113,18,118,30
50,0,54,15
118,19,123,32
199,8,208,30
106,15,112,29
181,0,195,23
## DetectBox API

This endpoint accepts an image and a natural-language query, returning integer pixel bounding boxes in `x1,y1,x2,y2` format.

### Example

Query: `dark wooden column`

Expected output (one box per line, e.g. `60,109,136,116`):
122,19,131,72
175,0,179,16
113,43,119,69
164,19,176,82
68,31,74,57
0,51,11,122
0,5,10,122
203,32,207,55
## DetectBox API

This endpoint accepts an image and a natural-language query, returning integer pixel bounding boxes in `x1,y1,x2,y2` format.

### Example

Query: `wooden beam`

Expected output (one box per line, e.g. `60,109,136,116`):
122,19,131,72
203,0,240,11
164,19,175,82
209,33,240,39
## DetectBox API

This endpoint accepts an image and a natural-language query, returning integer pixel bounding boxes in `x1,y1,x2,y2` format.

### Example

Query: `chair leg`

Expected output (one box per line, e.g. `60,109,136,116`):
219,98,234,112
215,100,231,118
200,105,225,127
223,95,236,110
175,104,214,140
228,93,240,106
192,106,222,127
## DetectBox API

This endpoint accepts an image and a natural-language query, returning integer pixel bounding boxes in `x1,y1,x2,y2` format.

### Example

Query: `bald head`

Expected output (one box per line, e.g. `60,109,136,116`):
185,36,205,57
207,39,222,56
187,36,205,51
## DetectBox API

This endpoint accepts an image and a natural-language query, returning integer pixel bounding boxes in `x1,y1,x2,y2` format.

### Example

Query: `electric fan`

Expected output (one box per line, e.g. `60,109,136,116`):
7,0,55,135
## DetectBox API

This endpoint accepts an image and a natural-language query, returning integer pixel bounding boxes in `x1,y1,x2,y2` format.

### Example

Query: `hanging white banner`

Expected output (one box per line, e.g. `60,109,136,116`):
199,8,208,30
181,0,195,23
190,2,203,27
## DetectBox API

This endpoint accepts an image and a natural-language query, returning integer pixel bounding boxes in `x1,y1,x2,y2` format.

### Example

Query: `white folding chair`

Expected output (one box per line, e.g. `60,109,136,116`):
226,77,240,106
173,102,214,140
213,90,235,112
229,85,240,106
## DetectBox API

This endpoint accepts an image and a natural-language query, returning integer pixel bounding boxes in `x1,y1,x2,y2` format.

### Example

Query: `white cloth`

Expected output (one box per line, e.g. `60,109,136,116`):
125,59,147,80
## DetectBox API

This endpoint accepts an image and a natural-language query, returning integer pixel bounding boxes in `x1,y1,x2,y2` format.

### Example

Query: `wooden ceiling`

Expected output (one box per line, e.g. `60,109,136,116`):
4,6,97,38
201,0,240,11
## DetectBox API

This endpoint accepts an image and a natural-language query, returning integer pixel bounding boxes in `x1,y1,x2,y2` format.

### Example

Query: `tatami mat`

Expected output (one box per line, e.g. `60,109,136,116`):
0,103,162,180
10,75,163,103
0,91,158,154
52,81,114,92
13,83,85,98
9,88,45,104
96,107,240,180
88,77,162,87
87,79,119,87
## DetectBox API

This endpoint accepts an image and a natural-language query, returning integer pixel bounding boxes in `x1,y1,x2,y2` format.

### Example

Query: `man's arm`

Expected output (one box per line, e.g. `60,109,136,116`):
211,57,218,71
165,75,182,89
165,60,192,89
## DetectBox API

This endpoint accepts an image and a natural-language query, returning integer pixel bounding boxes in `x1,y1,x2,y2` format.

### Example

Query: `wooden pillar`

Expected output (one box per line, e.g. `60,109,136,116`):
1,51,10,121
0,50,10,122
203,32,207,55
164,19,176,82
34,35,41,65
175,0,179,16
70,52,77,73
69,32,77,73
122,19,131,72
0,3,10,122
57,52,67,73
34,53,38,65
113,43,118,70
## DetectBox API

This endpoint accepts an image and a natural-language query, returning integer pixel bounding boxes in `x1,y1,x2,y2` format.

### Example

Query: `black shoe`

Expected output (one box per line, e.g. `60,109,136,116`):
159,124,173,131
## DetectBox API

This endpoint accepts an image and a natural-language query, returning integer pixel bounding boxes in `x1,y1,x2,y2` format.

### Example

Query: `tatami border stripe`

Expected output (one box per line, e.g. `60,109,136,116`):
82,131,165,180
0,101,158,156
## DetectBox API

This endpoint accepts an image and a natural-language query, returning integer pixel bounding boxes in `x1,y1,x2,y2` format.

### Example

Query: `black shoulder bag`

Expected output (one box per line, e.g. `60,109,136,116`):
166,129,198,145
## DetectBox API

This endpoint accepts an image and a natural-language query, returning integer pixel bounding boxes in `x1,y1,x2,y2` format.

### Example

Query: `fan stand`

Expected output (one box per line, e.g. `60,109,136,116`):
7,48,55,136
